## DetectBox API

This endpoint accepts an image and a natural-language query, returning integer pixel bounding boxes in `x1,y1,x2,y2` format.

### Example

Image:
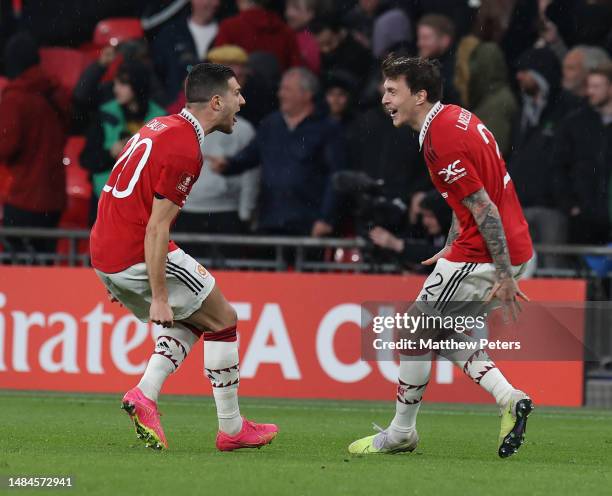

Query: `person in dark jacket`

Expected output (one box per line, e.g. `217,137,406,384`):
215,0,302,71
81,60,166,221
467,42,518,157
210,67,346,237
369,189,452,272
553,64,612,245
151,0,220,105
310,17,374,93
508,47,581,267
0,33,70,255
416,14,459,104
72,39,165,130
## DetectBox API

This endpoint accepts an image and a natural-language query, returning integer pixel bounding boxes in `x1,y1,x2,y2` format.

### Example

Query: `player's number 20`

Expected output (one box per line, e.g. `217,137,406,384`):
103,133,153,198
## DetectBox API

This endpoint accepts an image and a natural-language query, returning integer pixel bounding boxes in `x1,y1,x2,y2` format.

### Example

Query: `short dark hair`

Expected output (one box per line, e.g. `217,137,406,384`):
309,16,343,35
382,54,443,103
589,62,612,83
185,63,236,103
417,14,455,40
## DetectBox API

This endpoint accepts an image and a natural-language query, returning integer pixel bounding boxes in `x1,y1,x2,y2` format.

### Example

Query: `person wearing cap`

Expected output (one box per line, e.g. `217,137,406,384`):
207,44,277,127
81,60,166,221
0,32,71,255
507,47,581,268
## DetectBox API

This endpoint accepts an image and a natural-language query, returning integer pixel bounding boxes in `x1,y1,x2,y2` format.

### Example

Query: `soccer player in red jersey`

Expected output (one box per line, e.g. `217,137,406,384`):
90,63,278,451
349,56,534,458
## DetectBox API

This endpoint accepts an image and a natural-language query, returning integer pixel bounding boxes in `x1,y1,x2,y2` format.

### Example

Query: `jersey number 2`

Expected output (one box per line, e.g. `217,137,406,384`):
476,123,501,159
103,133,153,198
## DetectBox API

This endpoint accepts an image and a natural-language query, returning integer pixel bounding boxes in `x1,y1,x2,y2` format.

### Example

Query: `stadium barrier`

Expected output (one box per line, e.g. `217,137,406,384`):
0,265,585,406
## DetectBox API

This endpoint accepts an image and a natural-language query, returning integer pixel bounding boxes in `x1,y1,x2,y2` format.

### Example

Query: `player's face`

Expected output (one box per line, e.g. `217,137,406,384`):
382,76,418,129
217,76,245,134
586,74,611,109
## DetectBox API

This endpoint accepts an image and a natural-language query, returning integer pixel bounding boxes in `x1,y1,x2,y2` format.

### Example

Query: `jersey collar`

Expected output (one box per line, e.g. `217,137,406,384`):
179,108,205,147
419,101,444,150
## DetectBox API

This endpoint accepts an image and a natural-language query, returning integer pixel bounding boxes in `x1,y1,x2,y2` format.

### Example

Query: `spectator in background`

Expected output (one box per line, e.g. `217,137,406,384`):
310,17,374,91
467,42,518,157
324,70,357,125
417,14,459,104
174,113,258,259
81,60,166,219
508,47,580,266
371,7,413,60
285,0,321,74
545,0,612,49
207,45,278,127
211,68,346,237
215,0,302,71
0,33,70,254
151,0,220,105
347,79,428,227
369,190,452,271
562,45,611,99
73,39,165,130
553,64,612,245
343,0,386,49
453,34,480,107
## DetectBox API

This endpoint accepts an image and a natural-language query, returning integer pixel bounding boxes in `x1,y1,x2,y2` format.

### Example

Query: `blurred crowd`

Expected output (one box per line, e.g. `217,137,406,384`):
1,0,612,271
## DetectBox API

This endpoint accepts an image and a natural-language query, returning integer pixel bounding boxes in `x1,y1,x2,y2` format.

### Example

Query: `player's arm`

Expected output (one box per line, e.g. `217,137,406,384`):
445,212,460,247
461,188,528,314
422,212,458,265
145,196,180,327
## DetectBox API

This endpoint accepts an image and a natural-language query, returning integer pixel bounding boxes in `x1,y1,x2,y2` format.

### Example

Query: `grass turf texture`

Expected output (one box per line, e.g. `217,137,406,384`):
1,391,611,495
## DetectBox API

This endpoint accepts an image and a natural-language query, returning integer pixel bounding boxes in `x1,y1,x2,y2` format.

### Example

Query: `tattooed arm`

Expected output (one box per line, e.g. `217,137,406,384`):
461,187,528,311
461,188,512,280
445,212,460,247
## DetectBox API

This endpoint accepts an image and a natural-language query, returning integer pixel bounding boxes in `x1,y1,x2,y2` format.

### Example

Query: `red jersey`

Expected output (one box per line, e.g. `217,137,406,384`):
421,103,532,265
90,109,204,273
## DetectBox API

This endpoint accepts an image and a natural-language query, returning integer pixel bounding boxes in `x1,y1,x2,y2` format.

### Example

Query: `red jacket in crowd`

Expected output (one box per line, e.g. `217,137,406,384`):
215,7,303,71
0,66,70,213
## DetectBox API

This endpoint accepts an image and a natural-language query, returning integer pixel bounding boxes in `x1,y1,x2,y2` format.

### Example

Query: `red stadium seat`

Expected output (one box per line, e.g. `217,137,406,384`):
56,137,91,265
93,18,144,47
39,47,92,93
0,76,8,95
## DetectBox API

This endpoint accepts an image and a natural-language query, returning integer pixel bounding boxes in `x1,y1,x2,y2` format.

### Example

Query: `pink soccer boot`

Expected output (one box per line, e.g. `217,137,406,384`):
216,417,278,451
121,387,168,450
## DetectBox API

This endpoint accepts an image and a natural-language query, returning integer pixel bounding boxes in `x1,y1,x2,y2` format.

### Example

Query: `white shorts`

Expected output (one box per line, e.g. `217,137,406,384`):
416,257,530,317
95,248,216,322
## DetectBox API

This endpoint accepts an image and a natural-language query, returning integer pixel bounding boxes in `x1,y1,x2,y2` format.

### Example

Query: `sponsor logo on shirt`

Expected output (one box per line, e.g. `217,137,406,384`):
176,173,195,194
438,160,467,184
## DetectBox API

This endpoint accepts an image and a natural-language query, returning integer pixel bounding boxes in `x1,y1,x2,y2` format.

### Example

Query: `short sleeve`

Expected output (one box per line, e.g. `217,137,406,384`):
430,151,484,201
154,154,201,207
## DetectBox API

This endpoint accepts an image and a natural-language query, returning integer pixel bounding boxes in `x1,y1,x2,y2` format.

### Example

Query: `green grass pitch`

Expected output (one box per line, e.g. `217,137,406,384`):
1,391,611,495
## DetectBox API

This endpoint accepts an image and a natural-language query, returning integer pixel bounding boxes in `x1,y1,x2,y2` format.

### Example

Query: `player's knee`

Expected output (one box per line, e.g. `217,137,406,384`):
222,303,238,328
